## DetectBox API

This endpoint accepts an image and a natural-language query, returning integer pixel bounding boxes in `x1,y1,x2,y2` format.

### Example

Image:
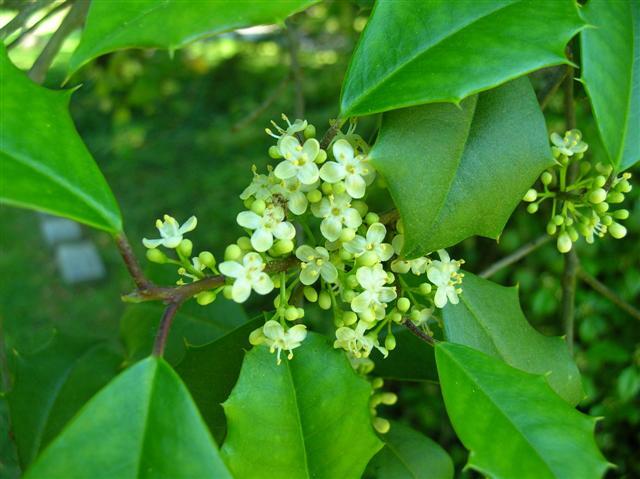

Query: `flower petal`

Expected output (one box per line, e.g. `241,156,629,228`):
251,228,273,252
263,320,284,341
296,245,317,261
345,174,366,198
253,273,274,295
320,263,338,283
219,260,244,278
332,139,354,163
344,236,367,255
343,208,362,229
274,160,297,180
288,191,308,215
232,278,252,303
178,216,198,234
237,211,262,230
142,238,163,249
298,161,320,185
320,216,342,241
434,287,447,308
302,138,320,162
367,223,386,244
319,161,346,183
274,221,296,240
300,265,320,285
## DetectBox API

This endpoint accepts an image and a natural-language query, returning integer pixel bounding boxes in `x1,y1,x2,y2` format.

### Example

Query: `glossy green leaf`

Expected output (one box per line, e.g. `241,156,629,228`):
0,45,122,232
581,0,640,170
370,78,553,256
373,329,437,382
340,0,583,117
24,357,232,479
366,421,453,479
7,335,122,467
69,0,318,74
175,318,262,443
221,333,383,479
443,272,582,405
436,342,610,479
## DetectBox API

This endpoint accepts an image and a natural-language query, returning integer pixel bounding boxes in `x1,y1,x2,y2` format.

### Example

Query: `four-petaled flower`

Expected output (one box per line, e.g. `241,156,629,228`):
142,214,197,249
319,139,374,198
250,320,307,364
265,113,307,141
272,176,318,215
237,205,296,252
240,166,277,201
334,322,387,358
351,264,397,320
219,252,274,303
274,135,320,185
295,245,338,285
311,192,362,241
426,249,462,308
344,222,393,262
550,129,588,157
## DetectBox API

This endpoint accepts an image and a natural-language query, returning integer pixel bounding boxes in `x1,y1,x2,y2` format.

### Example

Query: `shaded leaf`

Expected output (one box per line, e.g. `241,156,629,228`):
340,0,583,116
436,342,610,479
24,357,231,479
370,78,552,256
581,0,639,170
69,0,318,74
373,329,437,382
0,45,122,232
221,333,382,479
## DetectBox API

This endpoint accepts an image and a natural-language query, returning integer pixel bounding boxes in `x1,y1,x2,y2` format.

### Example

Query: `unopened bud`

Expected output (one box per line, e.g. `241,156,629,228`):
273,239,294,255
612,209,629,220
365,212,380,224
397,297,410,313
607,191,624,204
146,248,167,264
343,311,358,326
237,236,252,251
373,417,391,434
418,283,432,295
340,228,356,242
594,202,609,214
385,334,396,351
250,199,266,215
546,223,557,235
557,232,572,253
523,188,537,202
269,145,282,159
594,175,607,188
352,200,368,217
177,239,193,257
318,291,332,310
285,306,299,321
333,182,347,194
304,124,316,139
303,286,318,302
609,222,627,239
224,244,242,261
198,251,216,268
315,149,327,164
588,188,607,204
541,171,553,185
526,203,538,214
357,251,379,267
223,285,234,300
321,182,333,195
196,291,216,306
307,189,322,203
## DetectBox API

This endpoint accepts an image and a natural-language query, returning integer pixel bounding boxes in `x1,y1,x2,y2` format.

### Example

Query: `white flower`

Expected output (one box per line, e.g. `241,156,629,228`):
219,252,274,303
142,215,197,249
344,222,393,262
389,234,429,275
333,322,387,358
274,135,320,185
250,320,307,364
178,256,206,281
351,264,397,320
311,193,362,241
427,249,462,308
319,139,374,198
550,129,588,157
236,204,296,252
240,166,277,201
265,114,307,141
295,245,338,285
272,176,318,215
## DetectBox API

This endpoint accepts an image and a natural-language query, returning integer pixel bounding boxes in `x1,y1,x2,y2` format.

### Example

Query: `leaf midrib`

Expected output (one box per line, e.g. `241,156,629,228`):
284,360,311,479
457,293,503,359
134,360,158,479
384,441,419,479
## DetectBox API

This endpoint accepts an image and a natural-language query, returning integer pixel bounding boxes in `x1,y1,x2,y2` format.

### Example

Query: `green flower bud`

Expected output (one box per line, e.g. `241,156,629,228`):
616,179,632,193
359,309,376,323
224,244,242,261
198,251,216,268
390,311,402,323
557,232,572,253
177,239,193,257
418,282,432,295
321,182,333,195
315,149,327,164
352,200,368,217
594,175,607,188
346,275,359,289
612,209,629,220
297,307,305,318
343,290,356,302
609,222,627,239
243,198,254,209
391,260,410,274
564,217,573,227
339,249,354,261
318,291,332,310
237,236,252,251
334,316,344,328
273,239,294,255
546,222,557,235
595,163,613,176
588,188,607,204
304,124,316,139
303,286,318,302
607,191,624,204
526,203,538,214
397,297,410,313
285,306,299,321
577,223,590,237
343,311,358,326
146,248,167,264
223,285,234,300
365,212,380,224
541,171,553,185
307,189,322,203
523,188,537,202
594,202,609,214
273,296,281,308
386,272,395,284
601,215,613,226
385,334,396,351
553,215,564,226
196,291,216,306
340,228,356,242
372,378,384,389
410,309,422,323
333,182,347,194
268,145,282,159
568,226,579,242
357,251,379,267
250,199,266,215
380,392,398,405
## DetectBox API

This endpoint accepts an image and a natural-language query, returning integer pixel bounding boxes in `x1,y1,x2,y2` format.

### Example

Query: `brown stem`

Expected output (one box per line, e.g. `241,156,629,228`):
479,235,551,279
319,119,344,150
8,1,71,50
402,318,436,346
578,269,640,321
285,19,305,119
379,209,400,226
114,233,152,290
152,302,181,356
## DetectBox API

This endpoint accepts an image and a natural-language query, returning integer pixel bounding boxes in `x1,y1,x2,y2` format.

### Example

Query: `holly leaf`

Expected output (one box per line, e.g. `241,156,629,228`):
221,333,383,479
340,0,583,116
0,45,122,233
581,0,640,170
7,335,123,468
443,272,582,405
436,342,611,479
175,318,262,444
366,421,453,479
24,357,231,479
69,0,318,74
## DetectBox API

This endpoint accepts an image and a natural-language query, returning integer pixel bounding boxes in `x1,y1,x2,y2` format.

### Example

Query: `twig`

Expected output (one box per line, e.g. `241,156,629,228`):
479,235,551,278
402,318,436,346
0,0,53,40
28,0,89,84
578,269,640,321
285,19,304,119
7,1,71,51
379,209,400,226
114,233,152,290
152,302,181,356
231,75,290,132
539,66,569,112
319,119,344,150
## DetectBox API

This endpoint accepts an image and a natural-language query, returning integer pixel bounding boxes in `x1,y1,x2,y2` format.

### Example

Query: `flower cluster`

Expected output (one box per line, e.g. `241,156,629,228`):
523,130,632,253
142,115,465,368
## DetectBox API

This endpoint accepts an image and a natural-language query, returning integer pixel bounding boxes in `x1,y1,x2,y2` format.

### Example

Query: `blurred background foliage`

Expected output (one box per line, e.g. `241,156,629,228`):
0,2,638,478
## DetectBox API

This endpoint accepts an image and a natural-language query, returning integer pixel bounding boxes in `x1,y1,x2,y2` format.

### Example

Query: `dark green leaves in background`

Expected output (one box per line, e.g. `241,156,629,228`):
340,0,583,116
221,333,382,479
581,0,640,171
24,357,231,479
370,78,553,257
0,45,122,232
436,343,610,479
69,0,319,74
443,272,582,405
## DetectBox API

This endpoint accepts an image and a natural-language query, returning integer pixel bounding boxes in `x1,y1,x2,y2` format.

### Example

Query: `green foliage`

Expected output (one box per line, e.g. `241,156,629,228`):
340,0,583,116
442,272,582,405
581,0,640,170
366,421,453,479
221,333,382,479
372,329,437,382
0,45,122,232
24,357,231,479
69,0,319,74
370,78,553,257
435,342,610,479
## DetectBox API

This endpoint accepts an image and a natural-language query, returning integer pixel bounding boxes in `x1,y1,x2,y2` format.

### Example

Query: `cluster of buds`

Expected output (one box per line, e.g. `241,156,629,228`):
523,129,632,253
142,114,465,370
